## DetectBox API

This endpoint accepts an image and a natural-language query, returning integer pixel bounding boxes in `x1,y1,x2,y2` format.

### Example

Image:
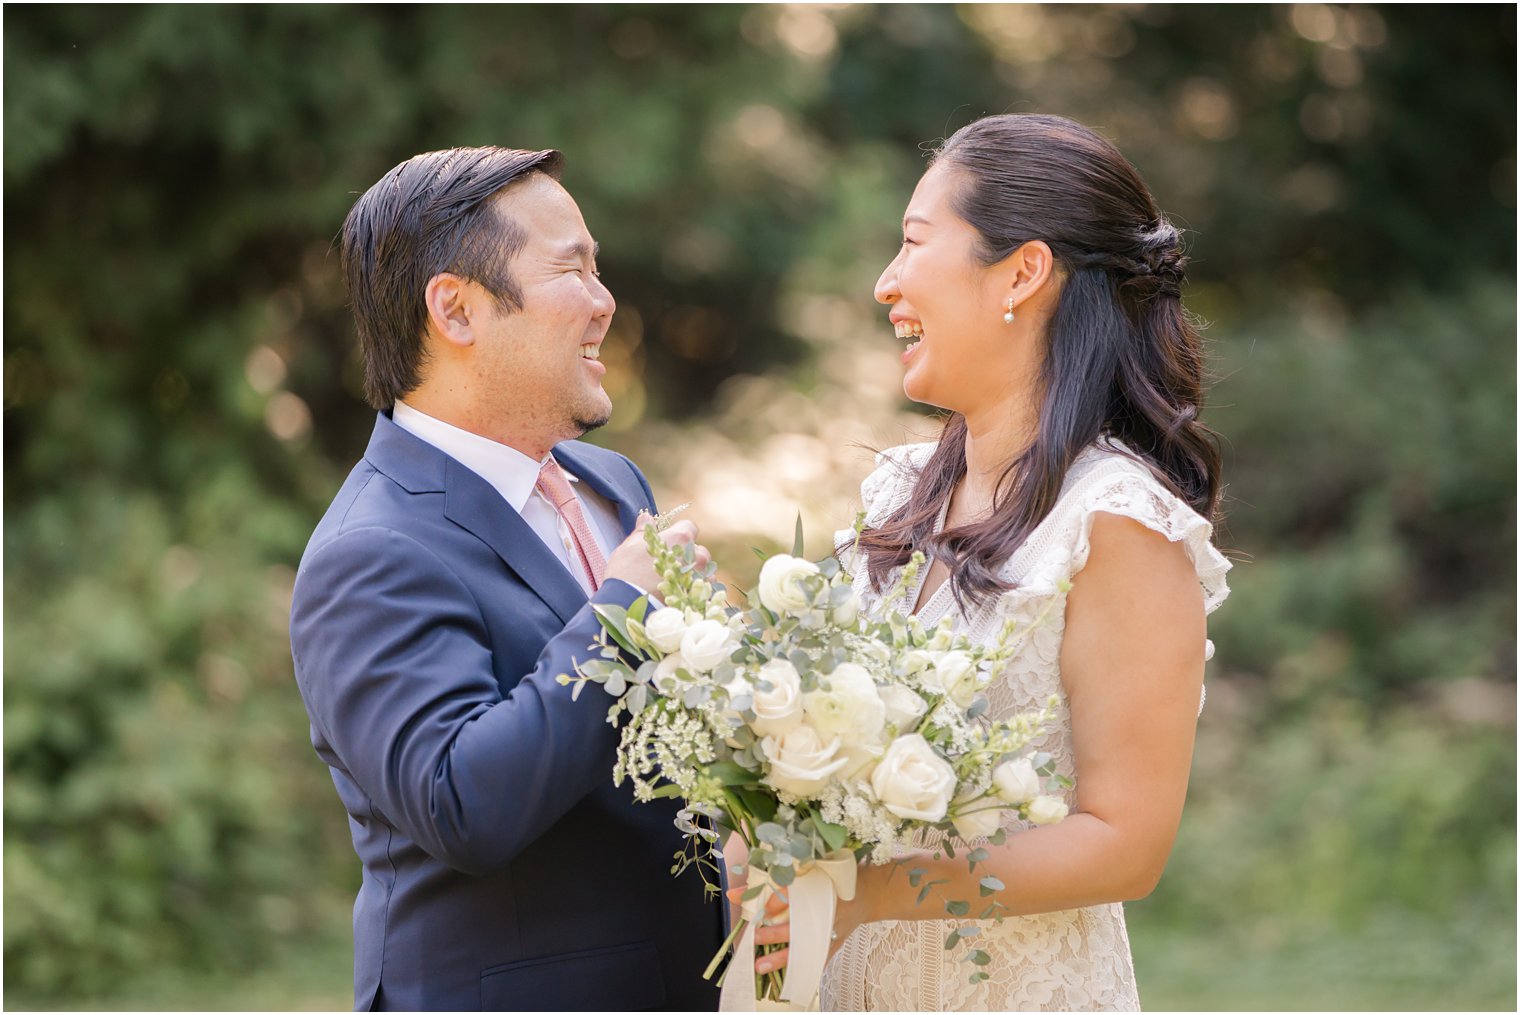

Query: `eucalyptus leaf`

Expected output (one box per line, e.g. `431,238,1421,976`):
625,684,648,717
815,816,847,852
979,875,1004,896
755,822,788,845
945,899,970,917
708,761,758,787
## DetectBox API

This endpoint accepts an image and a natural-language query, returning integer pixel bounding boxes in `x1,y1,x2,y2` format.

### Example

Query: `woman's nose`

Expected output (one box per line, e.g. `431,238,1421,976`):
874,254,902,305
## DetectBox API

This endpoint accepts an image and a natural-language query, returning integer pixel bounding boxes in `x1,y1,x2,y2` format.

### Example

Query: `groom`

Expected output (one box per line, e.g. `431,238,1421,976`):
289,147,724,1011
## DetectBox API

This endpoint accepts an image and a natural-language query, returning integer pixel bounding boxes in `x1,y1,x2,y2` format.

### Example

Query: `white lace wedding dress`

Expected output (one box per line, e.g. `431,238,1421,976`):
819,439,1231,1012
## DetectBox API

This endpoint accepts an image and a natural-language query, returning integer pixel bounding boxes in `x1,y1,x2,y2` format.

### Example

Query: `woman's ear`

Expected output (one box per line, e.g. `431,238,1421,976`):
423,273,476,348
1004,240,1057,311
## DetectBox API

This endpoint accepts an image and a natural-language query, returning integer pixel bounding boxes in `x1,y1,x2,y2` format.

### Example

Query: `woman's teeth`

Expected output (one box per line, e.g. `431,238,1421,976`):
579,344,600,360
894,321,924,348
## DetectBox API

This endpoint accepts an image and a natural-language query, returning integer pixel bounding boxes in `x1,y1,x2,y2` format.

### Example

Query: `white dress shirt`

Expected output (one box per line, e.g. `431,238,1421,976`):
392,400,624,594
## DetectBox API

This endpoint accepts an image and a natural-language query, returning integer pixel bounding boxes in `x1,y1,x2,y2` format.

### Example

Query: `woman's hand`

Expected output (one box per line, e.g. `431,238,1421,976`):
724,884,791,973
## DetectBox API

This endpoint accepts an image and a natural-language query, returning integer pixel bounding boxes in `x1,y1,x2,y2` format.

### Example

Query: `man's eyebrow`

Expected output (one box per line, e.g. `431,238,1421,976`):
557,239,601,260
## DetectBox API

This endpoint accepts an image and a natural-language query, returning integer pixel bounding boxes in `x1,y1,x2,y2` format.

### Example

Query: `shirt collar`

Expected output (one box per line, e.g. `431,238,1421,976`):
391,400,575,512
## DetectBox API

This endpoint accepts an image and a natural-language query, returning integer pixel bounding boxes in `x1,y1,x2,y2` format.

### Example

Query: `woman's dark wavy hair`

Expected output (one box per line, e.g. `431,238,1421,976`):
856,114,1222,608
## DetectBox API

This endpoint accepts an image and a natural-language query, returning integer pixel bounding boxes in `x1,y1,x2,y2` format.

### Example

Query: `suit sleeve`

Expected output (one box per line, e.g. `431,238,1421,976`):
290,525,640,876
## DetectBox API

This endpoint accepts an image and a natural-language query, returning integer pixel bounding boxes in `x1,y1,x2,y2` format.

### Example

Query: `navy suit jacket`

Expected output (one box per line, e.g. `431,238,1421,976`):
289,412,723,1011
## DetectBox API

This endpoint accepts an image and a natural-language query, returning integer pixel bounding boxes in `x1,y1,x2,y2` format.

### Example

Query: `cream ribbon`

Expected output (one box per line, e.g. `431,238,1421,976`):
719,850,858,1012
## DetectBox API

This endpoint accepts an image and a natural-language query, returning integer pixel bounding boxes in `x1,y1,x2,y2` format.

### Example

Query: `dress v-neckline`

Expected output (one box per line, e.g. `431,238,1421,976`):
906,497,955,620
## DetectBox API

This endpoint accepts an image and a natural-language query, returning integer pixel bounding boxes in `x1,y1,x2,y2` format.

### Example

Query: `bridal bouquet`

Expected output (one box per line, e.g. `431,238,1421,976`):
559,514,1069,1010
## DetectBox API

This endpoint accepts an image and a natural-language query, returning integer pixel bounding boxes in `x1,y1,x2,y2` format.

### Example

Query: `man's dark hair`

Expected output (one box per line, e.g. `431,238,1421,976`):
339,146,564,408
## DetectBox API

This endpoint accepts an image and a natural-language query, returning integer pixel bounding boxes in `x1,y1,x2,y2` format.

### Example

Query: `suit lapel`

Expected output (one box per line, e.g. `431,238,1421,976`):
442,457,587,626
551,442,648,531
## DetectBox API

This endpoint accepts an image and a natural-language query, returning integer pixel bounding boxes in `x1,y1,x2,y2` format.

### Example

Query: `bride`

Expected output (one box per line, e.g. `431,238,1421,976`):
807,113,1232,1011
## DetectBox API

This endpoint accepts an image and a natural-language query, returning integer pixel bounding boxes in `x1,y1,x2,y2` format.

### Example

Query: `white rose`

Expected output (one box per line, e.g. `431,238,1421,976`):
760,724,848,797
680,619,739,673
1028,794,1069,826
803,663,886,747
643,607,689,654
879,684,929,732
992,758,1042,805
869,734,957,822
757,554,820,614
652,653,689,695
923,650,979,707
750,659,804,736
952,806,1004,840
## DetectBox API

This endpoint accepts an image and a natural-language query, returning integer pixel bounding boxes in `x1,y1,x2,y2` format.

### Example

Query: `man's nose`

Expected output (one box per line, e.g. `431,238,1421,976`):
592,275,616,319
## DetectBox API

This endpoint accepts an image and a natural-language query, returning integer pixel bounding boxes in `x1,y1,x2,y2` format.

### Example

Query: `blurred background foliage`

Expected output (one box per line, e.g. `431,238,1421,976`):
4,4,1514,1009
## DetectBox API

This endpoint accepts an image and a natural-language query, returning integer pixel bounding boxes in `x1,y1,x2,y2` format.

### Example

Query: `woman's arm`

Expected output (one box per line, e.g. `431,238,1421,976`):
836,512,1207,935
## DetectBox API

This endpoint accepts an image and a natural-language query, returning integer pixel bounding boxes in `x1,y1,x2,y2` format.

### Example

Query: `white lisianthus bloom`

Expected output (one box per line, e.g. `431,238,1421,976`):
803,663,886,747
900,649,937,676
879,684,929,731
760,724,848,797
870,734,957,822
757,554,820,614
924,650,979,707
680,619,739,673
926,623,957,651
652,653,689,694
992,757,1042,805
951,805,1004,840
750,658,805,736
1028,794,1069,826
643,607,689,654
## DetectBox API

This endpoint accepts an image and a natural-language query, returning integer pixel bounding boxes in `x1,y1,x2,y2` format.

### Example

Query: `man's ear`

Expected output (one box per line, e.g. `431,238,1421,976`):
1003,240,1057,311
424,273,476,348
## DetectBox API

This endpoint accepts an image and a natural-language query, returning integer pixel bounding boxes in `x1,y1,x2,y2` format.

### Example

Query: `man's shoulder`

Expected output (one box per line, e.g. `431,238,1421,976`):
301,458,447,563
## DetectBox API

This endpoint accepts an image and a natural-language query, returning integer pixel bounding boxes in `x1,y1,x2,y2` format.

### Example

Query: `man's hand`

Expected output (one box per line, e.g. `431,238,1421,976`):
604,513,709,592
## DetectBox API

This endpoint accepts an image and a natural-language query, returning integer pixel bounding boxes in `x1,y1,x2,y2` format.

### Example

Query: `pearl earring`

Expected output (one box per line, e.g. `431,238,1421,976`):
1003,298,1016,324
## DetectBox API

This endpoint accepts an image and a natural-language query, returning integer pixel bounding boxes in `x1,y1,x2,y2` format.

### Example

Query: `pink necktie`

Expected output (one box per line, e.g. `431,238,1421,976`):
535,458,606,592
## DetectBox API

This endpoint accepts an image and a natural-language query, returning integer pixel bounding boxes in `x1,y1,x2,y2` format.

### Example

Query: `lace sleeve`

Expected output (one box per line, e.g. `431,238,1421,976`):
1070,465,1232,615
